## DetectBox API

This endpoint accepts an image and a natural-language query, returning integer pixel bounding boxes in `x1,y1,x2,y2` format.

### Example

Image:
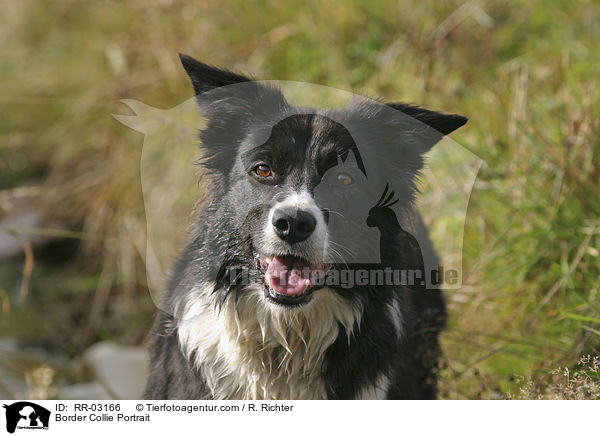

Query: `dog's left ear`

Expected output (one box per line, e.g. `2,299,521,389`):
178,53,287,120
387,103,468,136
179,53,251,96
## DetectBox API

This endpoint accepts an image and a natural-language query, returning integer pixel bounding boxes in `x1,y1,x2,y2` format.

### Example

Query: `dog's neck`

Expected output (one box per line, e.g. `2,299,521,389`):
177,284,361,399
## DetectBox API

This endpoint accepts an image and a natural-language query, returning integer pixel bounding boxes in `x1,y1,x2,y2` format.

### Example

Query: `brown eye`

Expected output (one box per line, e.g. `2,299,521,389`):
336,172,353,185
255,164,272,178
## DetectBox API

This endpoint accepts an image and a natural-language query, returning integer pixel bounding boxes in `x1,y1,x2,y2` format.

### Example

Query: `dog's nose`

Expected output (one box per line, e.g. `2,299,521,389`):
272,207,316,244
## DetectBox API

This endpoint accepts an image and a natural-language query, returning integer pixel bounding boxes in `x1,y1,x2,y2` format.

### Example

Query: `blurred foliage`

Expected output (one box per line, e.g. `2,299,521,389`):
0,0,598,398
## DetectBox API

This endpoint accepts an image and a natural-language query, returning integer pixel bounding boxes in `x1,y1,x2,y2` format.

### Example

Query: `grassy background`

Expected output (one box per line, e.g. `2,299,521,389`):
0,0,598,399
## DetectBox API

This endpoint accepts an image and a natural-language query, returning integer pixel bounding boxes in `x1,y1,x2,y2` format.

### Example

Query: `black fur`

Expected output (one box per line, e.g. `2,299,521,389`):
145,54,467,400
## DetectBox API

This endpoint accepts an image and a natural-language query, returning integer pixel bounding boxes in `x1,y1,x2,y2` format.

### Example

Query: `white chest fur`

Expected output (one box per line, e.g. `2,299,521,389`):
177,285,361,400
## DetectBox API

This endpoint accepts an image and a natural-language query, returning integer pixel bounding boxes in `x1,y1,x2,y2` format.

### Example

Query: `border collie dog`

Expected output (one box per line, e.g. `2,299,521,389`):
145,54,467,400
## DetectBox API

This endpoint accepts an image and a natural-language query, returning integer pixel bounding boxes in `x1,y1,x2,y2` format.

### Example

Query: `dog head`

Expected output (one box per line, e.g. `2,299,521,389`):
180,54,467,309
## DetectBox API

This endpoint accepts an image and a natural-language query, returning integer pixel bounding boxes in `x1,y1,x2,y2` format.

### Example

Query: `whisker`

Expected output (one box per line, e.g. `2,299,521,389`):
322,208,346,219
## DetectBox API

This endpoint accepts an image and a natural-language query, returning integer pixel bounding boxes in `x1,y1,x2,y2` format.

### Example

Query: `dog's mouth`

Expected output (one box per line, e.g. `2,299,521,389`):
257,255,331,306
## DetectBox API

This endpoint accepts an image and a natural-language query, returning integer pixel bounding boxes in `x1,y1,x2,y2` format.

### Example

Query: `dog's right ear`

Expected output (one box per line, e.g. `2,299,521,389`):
387,103,468,136
179,54,251,96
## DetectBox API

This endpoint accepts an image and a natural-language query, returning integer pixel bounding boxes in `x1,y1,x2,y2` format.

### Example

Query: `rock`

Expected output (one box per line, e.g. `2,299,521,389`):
0,339,32,400
82,342,148,400
57,382,112,400
0,195,55,259
0,367,28,400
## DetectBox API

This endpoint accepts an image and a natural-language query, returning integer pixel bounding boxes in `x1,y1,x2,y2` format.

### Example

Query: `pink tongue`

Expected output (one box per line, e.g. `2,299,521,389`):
265,256,310,296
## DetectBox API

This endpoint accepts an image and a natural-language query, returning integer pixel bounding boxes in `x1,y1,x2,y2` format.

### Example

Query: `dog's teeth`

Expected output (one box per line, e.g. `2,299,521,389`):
266,256,273,263
301,279,310,293
266,273,273,289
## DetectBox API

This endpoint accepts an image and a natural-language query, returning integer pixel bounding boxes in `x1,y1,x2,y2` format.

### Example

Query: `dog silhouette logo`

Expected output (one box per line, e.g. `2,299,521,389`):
2,402,50,434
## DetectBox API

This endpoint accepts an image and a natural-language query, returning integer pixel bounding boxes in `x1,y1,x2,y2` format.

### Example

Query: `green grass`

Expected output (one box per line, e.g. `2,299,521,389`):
0,0,598,398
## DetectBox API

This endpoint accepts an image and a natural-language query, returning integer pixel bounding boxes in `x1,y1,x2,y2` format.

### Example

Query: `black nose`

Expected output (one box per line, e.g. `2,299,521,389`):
272,207,317,244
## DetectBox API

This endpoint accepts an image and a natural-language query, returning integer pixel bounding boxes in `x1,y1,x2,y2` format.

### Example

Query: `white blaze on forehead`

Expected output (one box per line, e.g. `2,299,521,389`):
270,190,321,213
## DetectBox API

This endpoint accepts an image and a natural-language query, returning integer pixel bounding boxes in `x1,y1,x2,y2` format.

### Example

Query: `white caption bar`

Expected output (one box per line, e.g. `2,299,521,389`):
1,400,595,436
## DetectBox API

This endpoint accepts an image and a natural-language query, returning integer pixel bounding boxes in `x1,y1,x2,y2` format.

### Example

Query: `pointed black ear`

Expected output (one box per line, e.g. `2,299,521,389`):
179,53,251,96
387,103,467,135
